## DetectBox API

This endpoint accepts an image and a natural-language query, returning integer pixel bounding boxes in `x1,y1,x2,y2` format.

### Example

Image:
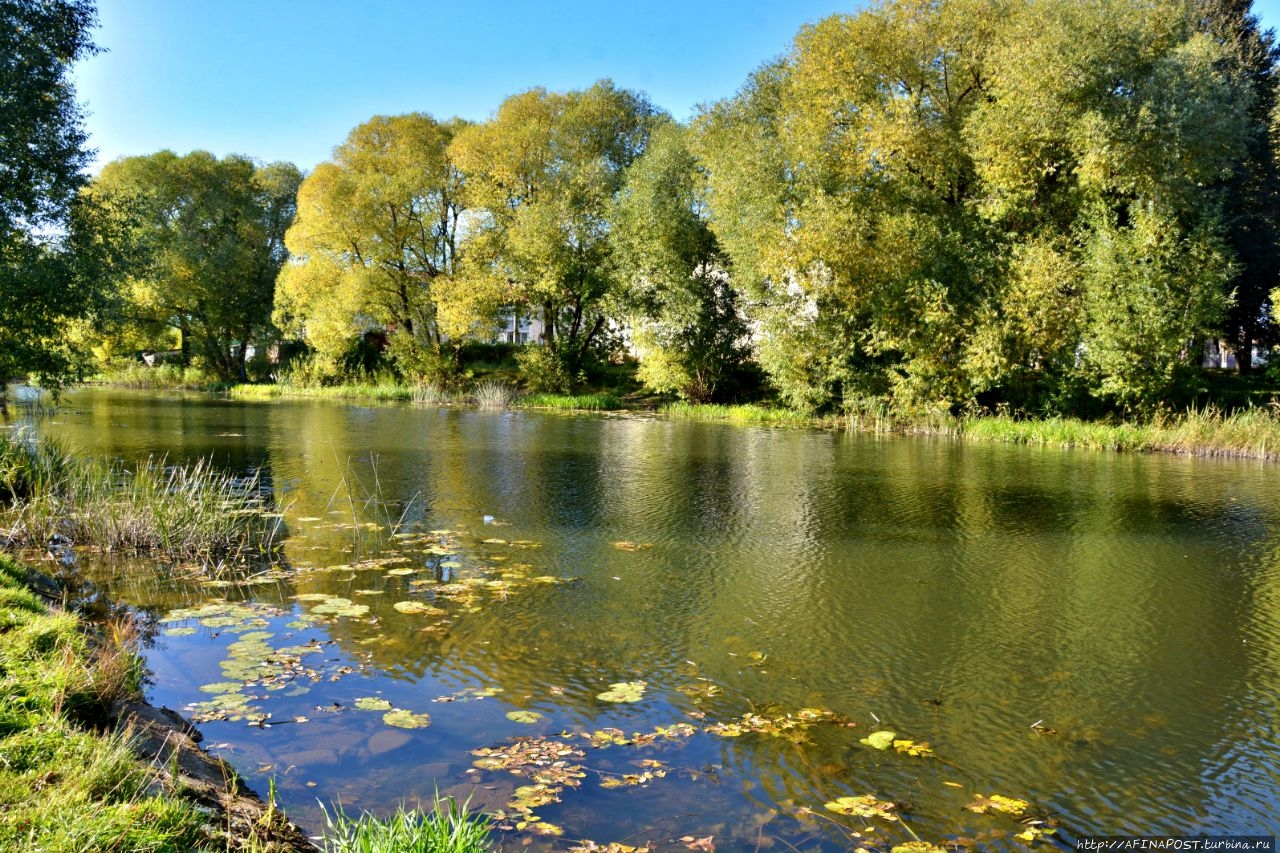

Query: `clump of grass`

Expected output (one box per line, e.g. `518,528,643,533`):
956,404,1280,459
320,797,492,853
471,380,516,410
520,391,623,411
662,401,829,426
1,433,283,570
96,362,221,391
228,382,418,403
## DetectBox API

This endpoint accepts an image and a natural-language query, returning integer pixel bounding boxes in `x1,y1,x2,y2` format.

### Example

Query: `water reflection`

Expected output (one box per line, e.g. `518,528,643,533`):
27,390,1280,844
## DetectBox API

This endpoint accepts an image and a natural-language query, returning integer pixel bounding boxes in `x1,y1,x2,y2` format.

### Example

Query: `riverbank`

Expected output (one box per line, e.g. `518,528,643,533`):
0,554,314,851
226,382,1280,462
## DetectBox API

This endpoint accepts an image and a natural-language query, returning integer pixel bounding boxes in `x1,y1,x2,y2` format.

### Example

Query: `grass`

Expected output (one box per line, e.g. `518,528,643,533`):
0,554,213,852
228,383,419,403
94,362,224,391
471,380,517,410
662,401,835,427
956,404,1280,459
1,431,284,570
319,798,491,853
519,391,624,411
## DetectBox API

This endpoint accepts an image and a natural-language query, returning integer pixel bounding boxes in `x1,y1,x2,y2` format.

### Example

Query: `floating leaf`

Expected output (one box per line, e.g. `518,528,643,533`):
382,709,431,729
964,794,1030,816
823,794,899,821
892,844,947,853
893,739,936,758
1016,825,1056,843
199,682,244,694
611,541,653,551
392,600,446,616
386,568,416,576
860,730,897,750
507,710,545,724
354,697,393,711
165,626,197,636
596,681,647,703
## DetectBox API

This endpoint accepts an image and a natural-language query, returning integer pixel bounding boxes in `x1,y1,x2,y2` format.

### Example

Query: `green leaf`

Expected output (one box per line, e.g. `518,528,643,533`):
507,710,545,724
860,730,896,750
382,709,431,729
596,681,647,703
354,697,392,711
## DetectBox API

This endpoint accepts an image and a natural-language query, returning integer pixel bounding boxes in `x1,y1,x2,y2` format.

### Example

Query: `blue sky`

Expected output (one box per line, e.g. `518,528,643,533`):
73,0,1280,173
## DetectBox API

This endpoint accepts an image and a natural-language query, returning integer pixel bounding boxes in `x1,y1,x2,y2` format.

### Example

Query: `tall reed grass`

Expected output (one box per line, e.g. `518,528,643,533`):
0,432,283,569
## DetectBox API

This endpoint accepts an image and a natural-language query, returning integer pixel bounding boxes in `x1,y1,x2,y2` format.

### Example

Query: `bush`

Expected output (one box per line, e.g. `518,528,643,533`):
515,345,569,393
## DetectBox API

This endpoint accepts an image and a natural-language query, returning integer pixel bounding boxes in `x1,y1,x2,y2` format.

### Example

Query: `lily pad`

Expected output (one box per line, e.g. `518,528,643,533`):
199,682,244,694
507,710,545,724
383,709,431,729
386,568,416,576
165,626,197,636
354,697,393,711
823,794,899,821
596,681,647,703
860,730,897,750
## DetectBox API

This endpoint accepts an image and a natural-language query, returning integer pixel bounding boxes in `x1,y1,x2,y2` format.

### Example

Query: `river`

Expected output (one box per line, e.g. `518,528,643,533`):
22,388,1280,847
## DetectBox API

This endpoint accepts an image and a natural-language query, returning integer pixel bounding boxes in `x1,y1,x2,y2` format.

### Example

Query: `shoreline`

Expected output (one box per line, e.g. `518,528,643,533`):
0,556,316,851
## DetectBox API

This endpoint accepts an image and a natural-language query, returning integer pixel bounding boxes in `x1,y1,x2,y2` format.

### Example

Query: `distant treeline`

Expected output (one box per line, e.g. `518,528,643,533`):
9,0,1280,416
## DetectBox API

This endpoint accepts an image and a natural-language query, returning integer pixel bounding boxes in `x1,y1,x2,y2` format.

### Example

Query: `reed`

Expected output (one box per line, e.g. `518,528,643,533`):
520,391,624,411
319,798,492,853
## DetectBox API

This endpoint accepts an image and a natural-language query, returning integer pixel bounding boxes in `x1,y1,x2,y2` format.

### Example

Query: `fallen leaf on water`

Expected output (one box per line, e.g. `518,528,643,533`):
823,794,899,821
596,681,647,703
964,793,1030,816
681,836,716,852
382,709,431,729
507,710,545,724
860,730,897,750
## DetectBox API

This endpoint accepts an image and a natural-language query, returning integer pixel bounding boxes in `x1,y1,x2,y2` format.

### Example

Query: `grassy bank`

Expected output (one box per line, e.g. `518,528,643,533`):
0,555,270,850
0,432,283,569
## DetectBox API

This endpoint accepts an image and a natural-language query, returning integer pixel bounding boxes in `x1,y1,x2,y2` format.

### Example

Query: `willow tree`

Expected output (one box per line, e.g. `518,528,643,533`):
698,0,1252,414
613,121,747,402
274,113,468,379
450,81,661,389
90,151,302,381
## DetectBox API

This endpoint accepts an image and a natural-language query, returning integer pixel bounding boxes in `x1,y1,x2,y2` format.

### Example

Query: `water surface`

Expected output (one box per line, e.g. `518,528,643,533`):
24,389,1280,846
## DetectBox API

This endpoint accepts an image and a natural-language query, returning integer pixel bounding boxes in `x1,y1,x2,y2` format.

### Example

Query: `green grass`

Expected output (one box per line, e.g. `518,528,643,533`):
1,432,284,570
319,798,491,853
662,401,834,427
228,382,419,402
957,405,1280,459
0,554,213,852
519,391,624,411
95,362,224,391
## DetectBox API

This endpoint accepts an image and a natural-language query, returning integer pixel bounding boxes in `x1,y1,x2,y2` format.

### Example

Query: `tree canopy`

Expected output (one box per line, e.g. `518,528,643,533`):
0,0,101,389
89,151,301,381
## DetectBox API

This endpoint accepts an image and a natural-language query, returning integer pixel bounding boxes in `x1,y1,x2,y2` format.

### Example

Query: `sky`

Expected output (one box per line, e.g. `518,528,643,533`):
71,0,857,173
73,0,1280,175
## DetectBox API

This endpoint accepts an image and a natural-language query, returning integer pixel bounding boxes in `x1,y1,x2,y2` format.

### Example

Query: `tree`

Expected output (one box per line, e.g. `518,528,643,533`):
450,81,661,388
274,114,469,380
613,122,747,402
90,151,302,381
0,0,100,390
1190,0,1280,373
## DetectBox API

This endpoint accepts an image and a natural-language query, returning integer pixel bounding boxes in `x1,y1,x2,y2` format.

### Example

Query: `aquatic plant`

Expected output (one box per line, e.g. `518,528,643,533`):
319,797,492,853
471,380,517,409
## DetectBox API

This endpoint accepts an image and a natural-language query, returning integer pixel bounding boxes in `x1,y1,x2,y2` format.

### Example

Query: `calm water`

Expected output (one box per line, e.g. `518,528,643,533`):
20,389,1280,846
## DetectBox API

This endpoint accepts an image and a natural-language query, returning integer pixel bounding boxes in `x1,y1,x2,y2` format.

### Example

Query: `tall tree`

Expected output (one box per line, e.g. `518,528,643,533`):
0,0,101,390
274,114,468,378
613,121,747,402
450,81,661,388
90,151,302,381
1190,0,1280,373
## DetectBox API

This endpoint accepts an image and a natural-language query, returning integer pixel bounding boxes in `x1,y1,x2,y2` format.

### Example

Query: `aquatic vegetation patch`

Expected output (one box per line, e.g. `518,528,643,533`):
596,681,647,703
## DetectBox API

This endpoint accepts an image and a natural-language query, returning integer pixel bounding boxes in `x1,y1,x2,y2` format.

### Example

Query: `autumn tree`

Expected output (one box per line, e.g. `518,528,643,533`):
613,121,747,402
90,151,302,381
274,113,469,380
450,81,661,390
